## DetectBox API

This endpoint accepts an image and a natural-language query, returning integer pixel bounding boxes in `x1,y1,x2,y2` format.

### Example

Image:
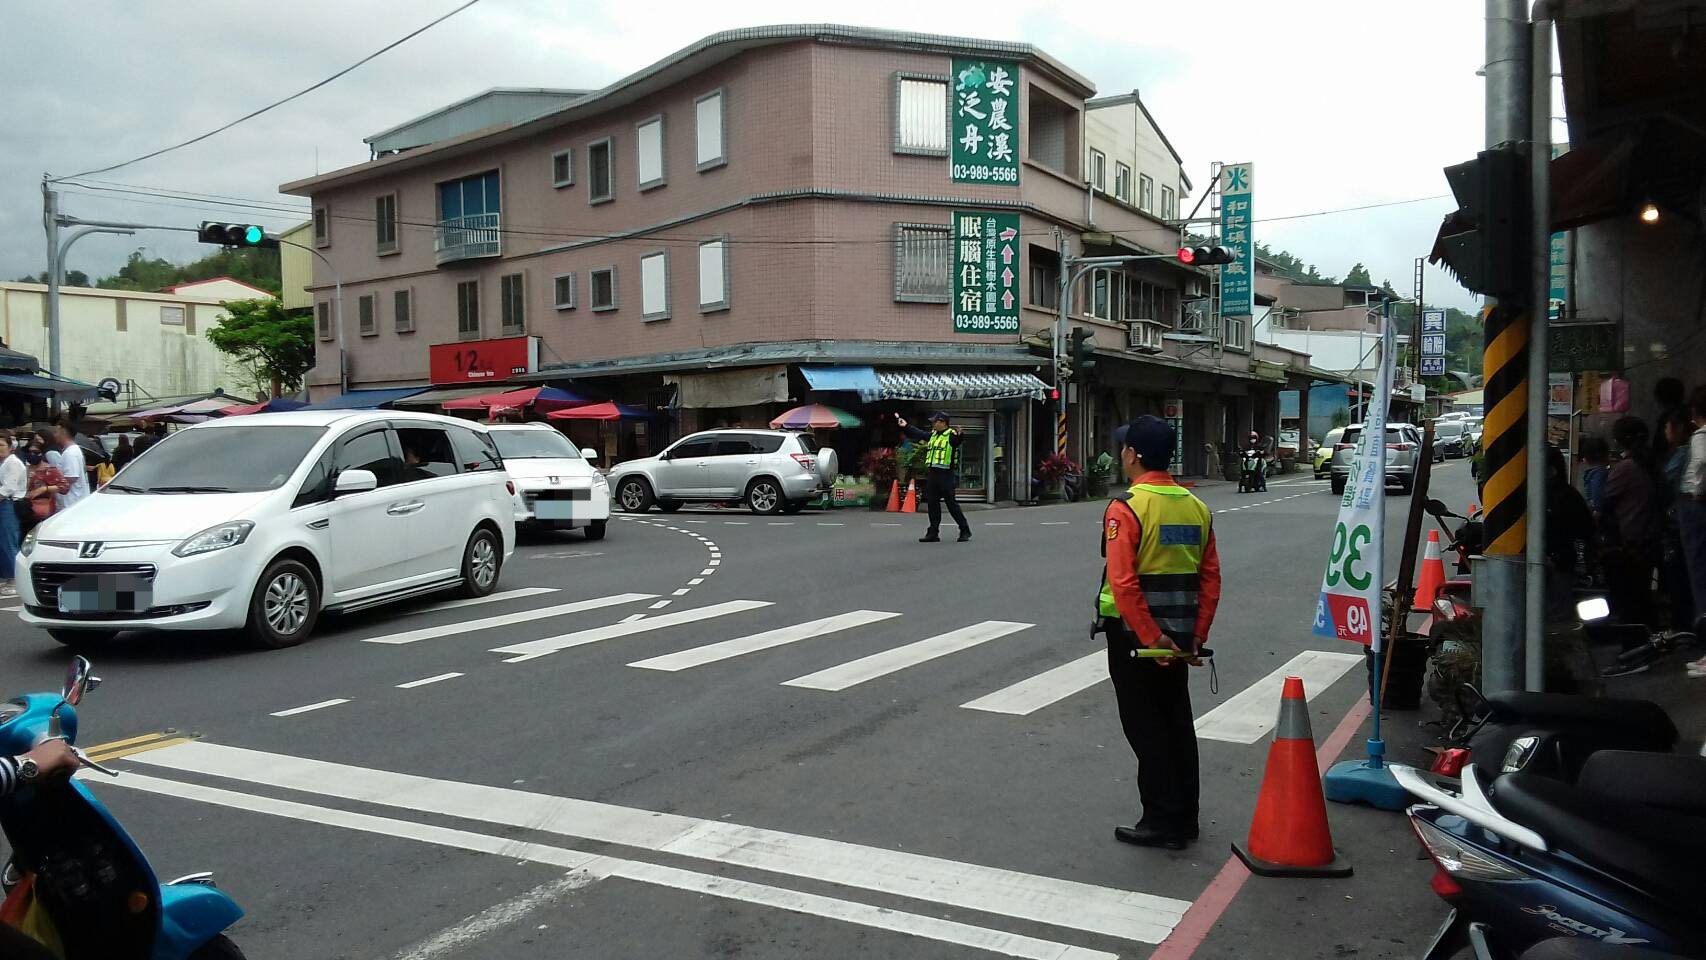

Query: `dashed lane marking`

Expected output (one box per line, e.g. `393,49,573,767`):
270,699,349,718
396,672,463,689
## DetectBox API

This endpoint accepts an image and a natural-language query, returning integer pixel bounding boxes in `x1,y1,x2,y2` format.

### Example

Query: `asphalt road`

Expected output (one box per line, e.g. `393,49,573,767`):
0,460,1481,960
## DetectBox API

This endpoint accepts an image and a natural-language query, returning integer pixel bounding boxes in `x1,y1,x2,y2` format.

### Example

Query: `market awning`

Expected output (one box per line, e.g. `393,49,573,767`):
664,366,789,409
214,398,308,417
800,366,881,393
867,370,1049,402
303,387,428,410
0,371,100,401
441,386,593,413
391,385,506,408
545,401,649,422
130,396,249,419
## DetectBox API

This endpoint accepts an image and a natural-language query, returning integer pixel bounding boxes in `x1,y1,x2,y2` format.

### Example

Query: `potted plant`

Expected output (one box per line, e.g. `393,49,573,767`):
1036,453,1080,500
861,447,898,510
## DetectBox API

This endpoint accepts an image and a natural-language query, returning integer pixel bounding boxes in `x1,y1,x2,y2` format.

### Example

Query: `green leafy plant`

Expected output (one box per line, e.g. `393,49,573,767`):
205,297,315,398
861,447,898,497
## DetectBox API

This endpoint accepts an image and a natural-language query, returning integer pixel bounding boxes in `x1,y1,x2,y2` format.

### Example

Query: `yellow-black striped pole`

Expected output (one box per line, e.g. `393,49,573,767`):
1056,411,1068,456
1479,303,1528,554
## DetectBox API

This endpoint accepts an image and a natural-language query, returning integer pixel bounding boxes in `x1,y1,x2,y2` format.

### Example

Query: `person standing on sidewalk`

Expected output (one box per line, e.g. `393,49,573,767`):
897,413,971,543
51,424,88,512
1098,415,1221,849
0,433,26,599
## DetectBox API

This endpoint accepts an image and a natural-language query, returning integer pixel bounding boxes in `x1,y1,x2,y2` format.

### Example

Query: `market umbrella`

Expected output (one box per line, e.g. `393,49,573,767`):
214,398,308,417
545,401,648,422
443,386,594,414
129,396,249,420
769,403,861,430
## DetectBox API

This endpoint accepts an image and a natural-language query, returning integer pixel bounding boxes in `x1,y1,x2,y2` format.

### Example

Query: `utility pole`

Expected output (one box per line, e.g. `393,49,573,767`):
1526,1,1558,691
1477,0,1533,694
42,182,62,396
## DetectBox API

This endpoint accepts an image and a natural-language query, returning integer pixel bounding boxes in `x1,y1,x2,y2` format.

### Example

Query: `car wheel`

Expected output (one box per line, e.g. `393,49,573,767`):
1330,476,1346,495
244,558,319,650
657,499,682,513
781,499,806,514
615,477,654,513
458,528,502,599
584,520,607,541
47,629,117,649
746,478,783,515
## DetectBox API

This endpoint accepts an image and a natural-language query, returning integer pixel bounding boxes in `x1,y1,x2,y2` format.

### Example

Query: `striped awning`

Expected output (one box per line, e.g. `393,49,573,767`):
868,370,1048,402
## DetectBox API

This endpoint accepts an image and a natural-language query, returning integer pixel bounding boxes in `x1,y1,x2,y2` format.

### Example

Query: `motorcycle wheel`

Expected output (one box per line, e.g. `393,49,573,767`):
189,936,246,960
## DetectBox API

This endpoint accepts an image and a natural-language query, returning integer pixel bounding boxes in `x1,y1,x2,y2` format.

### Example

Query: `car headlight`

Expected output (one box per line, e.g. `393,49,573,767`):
172,520,255,558
592,472,609,487
18,529,36,558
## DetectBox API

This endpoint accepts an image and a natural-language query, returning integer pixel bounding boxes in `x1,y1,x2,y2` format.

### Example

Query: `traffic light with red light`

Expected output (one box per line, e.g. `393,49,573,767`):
1177,245,1235,266
198,221,278,249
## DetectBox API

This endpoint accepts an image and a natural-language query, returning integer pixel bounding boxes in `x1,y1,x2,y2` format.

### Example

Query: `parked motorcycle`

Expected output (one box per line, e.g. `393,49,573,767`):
1395,751,1706,960
0,657,245,958
1427,686,1678,782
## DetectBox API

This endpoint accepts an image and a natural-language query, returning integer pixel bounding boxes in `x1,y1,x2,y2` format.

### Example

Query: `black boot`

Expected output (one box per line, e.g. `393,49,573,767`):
957,530,972,542
1114,822,1187,850
918,533,940,543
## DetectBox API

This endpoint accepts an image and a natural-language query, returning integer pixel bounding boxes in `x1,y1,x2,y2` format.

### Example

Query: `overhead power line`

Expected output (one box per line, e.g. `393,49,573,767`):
49,0,483,182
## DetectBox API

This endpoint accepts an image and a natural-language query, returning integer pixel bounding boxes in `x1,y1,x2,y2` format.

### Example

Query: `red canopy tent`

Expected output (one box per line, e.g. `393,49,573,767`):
545,401,646,422
441,386,592,415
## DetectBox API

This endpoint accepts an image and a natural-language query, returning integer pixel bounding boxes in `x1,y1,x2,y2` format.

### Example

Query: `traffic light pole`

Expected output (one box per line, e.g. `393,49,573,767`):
1525,3,1556,691
274,237,347,397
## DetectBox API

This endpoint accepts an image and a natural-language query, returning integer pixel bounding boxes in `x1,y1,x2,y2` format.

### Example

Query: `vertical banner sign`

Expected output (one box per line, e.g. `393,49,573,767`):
952,211,1021,333
1313,320,1394,650
1163,397,1185,475
1218,163,1255,316
950,60,1020,185
1420,309,1447,377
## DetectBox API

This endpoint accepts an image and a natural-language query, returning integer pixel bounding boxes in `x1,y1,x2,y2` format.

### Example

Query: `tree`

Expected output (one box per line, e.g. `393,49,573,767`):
12,270,89,286
205,298,314,398
95,247,281,296
1343,262,1373,288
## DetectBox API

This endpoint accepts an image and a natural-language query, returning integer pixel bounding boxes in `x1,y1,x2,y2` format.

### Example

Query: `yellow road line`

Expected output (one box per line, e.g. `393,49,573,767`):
82,731,178,754
87,736,196,763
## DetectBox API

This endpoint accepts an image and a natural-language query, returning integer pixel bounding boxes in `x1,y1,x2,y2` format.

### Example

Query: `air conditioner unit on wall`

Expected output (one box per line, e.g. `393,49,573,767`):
1125,319,1166,353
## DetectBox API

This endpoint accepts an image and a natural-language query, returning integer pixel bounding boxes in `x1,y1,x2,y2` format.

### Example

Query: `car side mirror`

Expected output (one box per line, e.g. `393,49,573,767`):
580,448,599,461
658,450,672,460
334,469,378,496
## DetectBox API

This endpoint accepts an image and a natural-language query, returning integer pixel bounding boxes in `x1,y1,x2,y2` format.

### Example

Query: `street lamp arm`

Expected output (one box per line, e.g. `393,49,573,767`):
272,237,346,396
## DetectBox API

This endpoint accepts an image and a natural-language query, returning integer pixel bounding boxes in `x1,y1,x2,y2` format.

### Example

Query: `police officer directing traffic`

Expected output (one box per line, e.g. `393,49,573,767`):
897,413,972,543
1098,415,1221,849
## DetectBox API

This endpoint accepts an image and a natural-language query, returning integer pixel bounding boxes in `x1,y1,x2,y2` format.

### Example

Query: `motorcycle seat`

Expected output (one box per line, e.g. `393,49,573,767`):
1521,938,1693,960
1485,692,1677,747
1492,770,1706,898
1577,750,1706,817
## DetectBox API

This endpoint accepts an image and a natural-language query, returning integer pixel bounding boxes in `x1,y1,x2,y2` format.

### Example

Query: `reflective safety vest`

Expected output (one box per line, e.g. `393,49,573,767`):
1098,482,1213,643
924,429,958,470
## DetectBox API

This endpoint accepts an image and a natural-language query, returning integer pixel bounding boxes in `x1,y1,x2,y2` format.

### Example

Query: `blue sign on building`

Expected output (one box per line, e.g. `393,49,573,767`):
1218,163,1254,317
1421,357,1446,377
1421,309,1446,334
1421,333,1446,357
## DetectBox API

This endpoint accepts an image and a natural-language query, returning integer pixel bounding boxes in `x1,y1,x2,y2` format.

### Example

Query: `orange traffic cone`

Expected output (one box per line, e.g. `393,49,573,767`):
1231,677,1352,877
885,480,902,512
1411,530,1446,612
900,480,918,513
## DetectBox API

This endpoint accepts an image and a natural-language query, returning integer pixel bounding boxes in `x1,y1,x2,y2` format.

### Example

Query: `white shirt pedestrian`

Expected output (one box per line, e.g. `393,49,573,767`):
1684,424,1706,499
55,442,88,509
0,453,26,503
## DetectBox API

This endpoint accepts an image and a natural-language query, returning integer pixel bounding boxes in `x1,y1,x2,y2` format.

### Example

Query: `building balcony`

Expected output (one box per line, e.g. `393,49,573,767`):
434,212,501,265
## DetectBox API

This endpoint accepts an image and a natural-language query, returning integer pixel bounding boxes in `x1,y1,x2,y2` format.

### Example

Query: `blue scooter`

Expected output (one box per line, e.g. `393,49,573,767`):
1394,751,1706,959
0,657,245,959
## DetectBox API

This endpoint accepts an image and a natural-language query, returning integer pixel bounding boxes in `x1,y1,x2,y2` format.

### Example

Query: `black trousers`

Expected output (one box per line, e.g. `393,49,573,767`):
1107,633,1199,833
923,469,969,535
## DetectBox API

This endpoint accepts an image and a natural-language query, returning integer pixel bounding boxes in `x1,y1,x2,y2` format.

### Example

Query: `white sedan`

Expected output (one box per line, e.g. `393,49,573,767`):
489,423,609,540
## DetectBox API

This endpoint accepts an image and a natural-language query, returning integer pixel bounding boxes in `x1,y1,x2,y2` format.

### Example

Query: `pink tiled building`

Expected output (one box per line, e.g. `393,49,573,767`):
283,26,1313,498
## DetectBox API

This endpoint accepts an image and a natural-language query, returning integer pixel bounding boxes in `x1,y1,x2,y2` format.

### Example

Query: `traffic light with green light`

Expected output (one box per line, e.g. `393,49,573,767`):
197,221,278,249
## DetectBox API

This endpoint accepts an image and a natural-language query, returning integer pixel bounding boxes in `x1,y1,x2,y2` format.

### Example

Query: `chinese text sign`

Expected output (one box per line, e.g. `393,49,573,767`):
950,59,1020,185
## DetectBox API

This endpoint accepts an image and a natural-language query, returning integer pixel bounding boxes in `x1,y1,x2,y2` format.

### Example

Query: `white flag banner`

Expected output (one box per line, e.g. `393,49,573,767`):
1312,320,1394,652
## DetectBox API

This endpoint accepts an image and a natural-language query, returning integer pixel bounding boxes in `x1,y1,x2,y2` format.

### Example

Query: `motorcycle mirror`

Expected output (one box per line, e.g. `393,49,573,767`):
1424,498,1455,517
61,656,95,706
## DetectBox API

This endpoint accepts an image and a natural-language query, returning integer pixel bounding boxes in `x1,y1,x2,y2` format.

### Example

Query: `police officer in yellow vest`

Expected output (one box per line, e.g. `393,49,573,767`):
898,412,972,543
1099,415,1222,849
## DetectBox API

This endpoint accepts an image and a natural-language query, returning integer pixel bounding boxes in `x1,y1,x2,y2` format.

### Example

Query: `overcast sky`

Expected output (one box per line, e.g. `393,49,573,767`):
1,0,1538,310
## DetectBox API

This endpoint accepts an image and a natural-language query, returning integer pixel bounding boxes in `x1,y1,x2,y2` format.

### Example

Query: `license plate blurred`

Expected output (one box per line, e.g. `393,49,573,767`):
536,500,576,519
58,574,151,614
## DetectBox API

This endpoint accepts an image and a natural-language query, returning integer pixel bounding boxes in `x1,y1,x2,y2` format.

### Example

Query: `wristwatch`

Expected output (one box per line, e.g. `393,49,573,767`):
14,756,38,781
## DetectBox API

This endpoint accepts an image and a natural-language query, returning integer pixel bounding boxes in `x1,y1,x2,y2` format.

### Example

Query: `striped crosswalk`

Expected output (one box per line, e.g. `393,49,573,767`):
320,586,1366,732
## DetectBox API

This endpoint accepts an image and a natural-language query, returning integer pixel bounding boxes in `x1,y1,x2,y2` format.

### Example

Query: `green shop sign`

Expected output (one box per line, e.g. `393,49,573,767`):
950,59,1020,185
952,211,1021,334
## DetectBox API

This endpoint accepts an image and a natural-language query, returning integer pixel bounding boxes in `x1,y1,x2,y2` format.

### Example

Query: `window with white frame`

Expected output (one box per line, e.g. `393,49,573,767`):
698,238,728,312
1113,162,1132,202
695,91,726,170
893,223,950,302
588,138,614,203
1161,185,1176,220
1139,174,1154,213
316,301,331,340
552,149,573,188
358,293,377,335
640,250,669,321
1224,315,1249,350
590,267,617,312
375,193,398,254
500,273,525,334
394,289,414,333
1089,149,1106,191
553,273,576,310
637,117,665,190
894,75,948,154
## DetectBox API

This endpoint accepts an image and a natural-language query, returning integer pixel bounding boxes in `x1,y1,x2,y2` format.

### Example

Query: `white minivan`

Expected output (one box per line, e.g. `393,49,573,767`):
18,411,516,649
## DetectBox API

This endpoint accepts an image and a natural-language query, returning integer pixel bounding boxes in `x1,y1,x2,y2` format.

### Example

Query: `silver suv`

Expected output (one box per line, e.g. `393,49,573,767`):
1330,422,1423,495
610,429,838,515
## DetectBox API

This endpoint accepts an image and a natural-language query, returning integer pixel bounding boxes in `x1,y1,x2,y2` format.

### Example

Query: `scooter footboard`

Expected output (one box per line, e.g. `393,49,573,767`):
153,882,242,960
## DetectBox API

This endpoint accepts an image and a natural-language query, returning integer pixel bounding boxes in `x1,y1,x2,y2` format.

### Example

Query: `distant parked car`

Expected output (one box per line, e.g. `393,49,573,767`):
488,423,609,540
1314,427,1344,478
1330,422,1423,495
1434,421,1469,460
610,429,837,515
